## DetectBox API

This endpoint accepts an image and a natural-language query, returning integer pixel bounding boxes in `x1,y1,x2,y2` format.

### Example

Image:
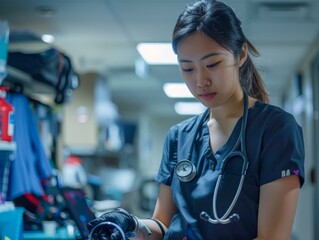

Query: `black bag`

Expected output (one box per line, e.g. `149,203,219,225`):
7,48,79,104
54,53,80,104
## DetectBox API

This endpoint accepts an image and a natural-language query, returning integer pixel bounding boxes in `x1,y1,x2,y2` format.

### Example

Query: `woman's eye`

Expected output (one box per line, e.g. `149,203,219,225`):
181,68,193,72
207,61,220,68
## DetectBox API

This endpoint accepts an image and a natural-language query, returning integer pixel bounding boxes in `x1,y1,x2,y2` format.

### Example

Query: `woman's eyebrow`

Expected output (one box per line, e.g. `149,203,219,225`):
178,52,222,63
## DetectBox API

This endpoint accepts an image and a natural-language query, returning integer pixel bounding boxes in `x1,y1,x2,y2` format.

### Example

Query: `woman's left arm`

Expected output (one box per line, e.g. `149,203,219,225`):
255,175,301,240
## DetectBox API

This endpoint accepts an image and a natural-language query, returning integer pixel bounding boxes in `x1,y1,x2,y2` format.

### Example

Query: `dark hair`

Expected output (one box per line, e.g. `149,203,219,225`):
172,0,269,103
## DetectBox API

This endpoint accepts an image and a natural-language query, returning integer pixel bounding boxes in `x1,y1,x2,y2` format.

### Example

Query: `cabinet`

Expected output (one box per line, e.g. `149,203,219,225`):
0,207,24,240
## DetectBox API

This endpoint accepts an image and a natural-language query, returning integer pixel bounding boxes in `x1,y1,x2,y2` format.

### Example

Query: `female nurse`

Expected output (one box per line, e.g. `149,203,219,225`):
87,1,305,239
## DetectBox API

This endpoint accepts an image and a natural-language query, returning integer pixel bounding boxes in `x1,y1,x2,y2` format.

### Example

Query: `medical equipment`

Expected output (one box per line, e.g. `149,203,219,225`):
88,221,126,240
87,211,151,240
175,93,249,224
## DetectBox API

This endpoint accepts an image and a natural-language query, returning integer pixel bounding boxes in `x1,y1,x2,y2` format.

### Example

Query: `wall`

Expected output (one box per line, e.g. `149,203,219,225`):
62,72,98,151
283,36,319,240
118,104,186,178
137,113,182,177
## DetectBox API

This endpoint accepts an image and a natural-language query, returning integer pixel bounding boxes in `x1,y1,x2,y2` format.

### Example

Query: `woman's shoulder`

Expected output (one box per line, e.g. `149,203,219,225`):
252,101,300,128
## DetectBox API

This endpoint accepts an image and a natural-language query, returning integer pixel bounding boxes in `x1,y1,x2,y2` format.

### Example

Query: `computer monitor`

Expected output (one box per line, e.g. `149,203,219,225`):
61,187,96,239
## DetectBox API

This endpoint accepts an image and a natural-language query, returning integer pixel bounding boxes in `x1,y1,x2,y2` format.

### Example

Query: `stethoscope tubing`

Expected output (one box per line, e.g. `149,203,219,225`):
212,174,245,224
175,93,250,224
210,93,249,224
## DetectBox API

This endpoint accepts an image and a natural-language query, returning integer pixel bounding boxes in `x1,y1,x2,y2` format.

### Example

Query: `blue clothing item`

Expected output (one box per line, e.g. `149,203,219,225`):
6,93,53,200
156,101,305,240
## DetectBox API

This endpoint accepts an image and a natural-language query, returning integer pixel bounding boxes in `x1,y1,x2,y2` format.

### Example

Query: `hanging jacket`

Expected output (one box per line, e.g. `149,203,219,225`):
6,92,53,200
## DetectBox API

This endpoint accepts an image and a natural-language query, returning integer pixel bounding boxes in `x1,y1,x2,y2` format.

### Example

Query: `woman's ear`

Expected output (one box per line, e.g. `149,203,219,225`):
239,42,248,67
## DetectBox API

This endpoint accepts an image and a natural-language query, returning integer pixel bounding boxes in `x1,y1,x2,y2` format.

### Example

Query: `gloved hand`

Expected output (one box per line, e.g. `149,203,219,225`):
87,208,137,240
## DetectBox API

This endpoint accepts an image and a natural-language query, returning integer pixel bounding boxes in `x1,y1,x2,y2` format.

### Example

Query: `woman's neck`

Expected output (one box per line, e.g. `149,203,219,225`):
210,92,245,122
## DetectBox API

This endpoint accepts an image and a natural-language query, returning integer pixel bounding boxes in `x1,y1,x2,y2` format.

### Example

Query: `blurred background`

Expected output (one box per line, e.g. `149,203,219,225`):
0,0,319,239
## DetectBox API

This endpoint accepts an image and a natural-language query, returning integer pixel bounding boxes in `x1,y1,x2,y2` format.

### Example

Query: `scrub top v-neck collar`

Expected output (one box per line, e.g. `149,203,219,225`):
202,111,246,166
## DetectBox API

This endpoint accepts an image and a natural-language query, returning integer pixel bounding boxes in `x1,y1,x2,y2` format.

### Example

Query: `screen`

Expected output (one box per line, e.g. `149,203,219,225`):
61,187,96,239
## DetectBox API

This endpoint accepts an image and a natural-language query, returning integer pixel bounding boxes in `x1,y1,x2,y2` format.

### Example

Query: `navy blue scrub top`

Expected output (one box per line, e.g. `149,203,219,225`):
156,101,305,240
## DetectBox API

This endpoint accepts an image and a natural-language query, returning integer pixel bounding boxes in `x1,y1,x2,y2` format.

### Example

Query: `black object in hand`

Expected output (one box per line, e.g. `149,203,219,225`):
87,208,136,240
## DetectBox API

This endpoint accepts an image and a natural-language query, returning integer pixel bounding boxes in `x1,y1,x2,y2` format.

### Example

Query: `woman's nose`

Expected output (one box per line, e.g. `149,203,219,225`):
196,69,211,88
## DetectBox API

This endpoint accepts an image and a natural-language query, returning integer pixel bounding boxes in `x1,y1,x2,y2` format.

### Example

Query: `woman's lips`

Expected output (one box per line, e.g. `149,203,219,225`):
199,92,216,102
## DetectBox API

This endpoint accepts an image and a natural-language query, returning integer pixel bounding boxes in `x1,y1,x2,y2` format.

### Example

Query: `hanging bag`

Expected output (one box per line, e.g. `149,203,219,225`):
7,48,79,104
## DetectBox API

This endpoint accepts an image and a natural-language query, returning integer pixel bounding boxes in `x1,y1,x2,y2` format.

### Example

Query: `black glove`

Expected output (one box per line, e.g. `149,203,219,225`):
87,208,137,240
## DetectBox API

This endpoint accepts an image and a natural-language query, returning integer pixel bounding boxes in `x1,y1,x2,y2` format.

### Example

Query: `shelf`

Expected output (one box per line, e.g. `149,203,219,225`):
0,141,16,151
2,66,56,106
68,145,121,158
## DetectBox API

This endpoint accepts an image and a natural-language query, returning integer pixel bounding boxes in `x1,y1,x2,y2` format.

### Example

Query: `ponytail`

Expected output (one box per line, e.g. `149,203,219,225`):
240,40,269,103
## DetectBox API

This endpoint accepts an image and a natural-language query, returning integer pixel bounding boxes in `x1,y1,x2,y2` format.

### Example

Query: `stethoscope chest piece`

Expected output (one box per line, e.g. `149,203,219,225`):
175,159,196,182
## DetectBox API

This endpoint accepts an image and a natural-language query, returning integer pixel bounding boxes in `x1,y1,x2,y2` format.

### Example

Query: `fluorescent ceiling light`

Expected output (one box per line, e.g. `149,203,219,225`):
163,83,193,98
174,102,206,115
137,43,178,65
41,34,54,43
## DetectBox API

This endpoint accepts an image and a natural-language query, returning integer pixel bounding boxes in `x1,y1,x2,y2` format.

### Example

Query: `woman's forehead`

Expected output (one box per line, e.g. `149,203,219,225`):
177,32,231,61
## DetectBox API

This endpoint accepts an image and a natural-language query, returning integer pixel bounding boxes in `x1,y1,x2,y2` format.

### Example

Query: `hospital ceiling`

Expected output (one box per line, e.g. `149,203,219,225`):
1,0,319,117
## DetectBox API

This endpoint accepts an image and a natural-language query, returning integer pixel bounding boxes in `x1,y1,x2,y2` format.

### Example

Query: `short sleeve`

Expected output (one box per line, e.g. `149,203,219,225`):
260,113,305,187
155,126,178,186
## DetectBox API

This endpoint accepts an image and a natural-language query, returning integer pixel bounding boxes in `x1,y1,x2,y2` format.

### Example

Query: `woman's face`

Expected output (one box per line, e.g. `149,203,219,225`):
176,31,244,108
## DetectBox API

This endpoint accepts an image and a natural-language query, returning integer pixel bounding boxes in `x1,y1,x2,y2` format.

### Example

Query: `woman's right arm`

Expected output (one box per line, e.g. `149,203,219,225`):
133,184,177,240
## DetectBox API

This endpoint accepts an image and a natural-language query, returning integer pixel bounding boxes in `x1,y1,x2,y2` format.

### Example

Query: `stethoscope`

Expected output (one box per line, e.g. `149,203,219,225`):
175,93,249,224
